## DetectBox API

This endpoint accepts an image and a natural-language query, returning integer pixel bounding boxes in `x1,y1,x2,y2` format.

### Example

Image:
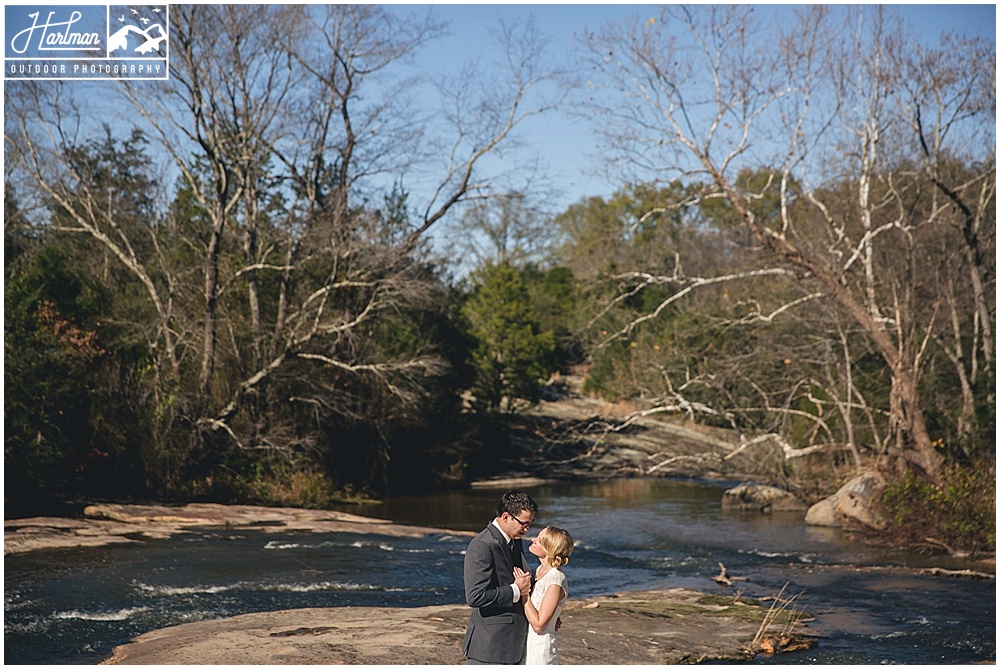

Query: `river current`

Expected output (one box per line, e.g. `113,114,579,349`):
4,478,995,664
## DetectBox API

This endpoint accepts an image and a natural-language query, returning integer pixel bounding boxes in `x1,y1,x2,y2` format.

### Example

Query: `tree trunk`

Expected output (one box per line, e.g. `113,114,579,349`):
728,191,946,483
199,217,224,406
242,196,267,437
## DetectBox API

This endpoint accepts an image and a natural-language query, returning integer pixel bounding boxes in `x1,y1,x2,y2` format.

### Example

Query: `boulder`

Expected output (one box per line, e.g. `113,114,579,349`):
802,496,839,526
805,471,887,530
721,484,809,513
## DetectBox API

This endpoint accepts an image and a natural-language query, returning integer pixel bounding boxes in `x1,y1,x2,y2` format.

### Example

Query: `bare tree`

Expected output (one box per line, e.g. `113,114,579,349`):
132,6,296,412
5,81,183,392
5,6,558,477
453,190,553,267
577,5,995,482
897,33,996,443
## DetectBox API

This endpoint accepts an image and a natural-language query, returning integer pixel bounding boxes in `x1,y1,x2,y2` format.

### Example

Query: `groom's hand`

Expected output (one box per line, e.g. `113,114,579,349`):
513,568,531,600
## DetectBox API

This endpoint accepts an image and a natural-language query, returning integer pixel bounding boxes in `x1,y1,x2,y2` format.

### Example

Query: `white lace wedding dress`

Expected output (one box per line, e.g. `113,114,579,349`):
525,567,568,665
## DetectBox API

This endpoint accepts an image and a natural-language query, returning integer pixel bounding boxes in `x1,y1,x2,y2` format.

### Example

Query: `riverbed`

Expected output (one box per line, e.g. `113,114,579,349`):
4,478,995,664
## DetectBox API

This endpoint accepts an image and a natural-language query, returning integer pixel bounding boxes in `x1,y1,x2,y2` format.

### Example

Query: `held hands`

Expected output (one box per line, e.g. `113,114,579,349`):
513,567,531,600
515,568,564,634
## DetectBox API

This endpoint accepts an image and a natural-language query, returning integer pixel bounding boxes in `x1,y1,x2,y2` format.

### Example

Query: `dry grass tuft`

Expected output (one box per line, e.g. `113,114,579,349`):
750,582,816,656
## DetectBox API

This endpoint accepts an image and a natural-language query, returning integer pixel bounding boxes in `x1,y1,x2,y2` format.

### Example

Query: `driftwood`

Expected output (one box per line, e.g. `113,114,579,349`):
758,634,819,654
920,567,995,580
712,562,750,586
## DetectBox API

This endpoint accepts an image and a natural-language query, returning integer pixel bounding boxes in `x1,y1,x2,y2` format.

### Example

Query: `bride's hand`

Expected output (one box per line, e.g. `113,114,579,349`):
513,567,531,599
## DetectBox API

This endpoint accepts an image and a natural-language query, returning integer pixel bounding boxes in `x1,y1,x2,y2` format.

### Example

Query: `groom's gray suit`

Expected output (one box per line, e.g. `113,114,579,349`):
462,523,530,664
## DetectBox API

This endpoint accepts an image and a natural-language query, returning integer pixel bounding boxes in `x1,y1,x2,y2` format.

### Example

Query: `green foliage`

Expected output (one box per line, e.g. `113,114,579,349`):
462,262,556,414
554,182,705,280
699,168,799,232
6,124,483,504
342,279,476,494
522,264,585,368
581,338,631,400
881,461,996,554
564,170,994,484
4,239,147,498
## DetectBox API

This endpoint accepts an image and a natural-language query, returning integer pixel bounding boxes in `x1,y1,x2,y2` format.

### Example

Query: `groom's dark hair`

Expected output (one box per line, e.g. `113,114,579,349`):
497,490,538,517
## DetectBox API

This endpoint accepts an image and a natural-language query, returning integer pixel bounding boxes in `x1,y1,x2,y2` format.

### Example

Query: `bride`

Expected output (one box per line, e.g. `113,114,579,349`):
517,526,574,665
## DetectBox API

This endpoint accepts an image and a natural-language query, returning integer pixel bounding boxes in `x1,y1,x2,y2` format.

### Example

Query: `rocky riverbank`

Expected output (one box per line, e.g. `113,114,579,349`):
7,498,993,664
102,588,780,665
3,502,474,556
1,376,830,560
507,379,762,482
6,501,820,665
2,383,762,558
495,376,852,510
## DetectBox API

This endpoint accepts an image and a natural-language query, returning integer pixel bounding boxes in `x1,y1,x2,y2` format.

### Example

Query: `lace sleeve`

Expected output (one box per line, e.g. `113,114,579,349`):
552,569,567,597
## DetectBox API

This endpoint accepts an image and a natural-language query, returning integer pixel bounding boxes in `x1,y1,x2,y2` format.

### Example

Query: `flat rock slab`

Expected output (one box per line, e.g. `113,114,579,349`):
102,589,766,665
4,503,473,555
722,484,809,513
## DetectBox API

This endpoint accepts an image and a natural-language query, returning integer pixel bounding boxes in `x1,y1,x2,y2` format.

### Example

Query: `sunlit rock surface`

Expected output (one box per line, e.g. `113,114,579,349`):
805,471,887,530
102,588,769,665
4,503,473,555
722,484,809,513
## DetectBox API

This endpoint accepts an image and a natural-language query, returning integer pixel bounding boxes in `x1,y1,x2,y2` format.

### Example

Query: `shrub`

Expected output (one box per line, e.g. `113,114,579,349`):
881,460,996,554
251,468,340,509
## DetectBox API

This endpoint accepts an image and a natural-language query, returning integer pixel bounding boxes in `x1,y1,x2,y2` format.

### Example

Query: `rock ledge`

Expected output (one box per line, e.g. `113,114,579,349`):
103,588,771,665
4,503,473,555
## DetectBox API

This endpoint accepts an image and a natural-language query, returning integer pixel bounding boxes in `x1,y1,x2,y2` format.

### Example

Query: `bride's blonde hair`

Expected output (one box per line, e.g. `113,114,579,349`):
539,526,574,568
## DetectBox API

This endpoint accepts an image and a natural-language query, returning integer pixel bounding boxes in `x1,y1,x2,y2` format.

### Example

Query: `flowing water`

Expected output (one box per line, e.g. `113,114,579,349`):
4,478,995,664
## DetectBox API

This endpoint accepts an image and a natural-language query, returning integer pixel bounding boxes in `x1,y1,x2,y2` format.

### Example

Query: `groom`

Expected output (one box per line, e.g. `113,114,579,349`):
462,490,538,664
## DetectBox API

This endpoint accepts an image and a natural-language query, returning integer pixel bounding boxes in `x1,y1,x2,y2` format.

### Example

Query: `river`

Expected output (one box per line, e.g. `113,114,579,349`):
4,478,995,664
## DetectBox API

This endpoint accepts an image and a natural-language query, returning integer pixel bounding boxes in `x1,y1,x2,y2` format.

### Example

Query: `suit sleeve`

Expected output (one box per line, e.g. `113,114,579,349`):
464,536,513,609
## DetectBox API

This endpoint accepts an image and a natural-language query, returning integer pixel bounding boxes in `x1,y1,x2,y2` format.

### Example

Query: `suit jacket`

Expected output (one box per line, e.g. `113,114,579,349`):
462,523,530,664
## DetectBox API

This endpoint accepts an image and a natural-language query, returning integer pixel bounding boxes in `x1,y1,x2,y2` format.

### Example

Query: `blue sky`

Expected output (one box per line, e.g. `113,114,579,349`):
390,3,997,217
6,3,993,252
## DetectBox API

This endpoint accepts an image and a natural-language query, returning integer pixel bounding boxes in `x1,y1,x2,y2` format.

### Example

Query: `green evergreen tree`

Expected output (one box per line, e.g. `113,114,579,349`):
462,263,556,414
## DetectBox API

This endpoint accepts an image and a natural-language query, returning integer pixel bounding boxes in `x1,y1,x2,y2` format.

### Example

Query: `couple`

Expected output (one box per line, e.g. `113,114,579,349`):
462,490,575,665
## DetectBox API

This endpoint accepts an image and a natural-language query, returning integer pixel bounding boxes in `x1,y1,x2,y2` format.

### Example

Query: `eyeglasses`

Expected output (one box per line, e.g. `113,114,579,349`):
508,514,533,529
